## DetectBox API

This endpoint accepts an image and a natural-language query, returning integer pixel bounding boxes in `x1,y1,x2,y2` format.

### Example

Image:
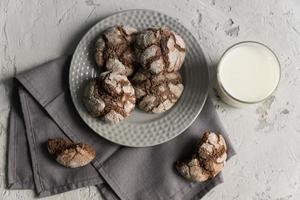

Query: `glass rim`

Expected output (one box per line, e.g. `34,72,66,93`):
216,41,281,104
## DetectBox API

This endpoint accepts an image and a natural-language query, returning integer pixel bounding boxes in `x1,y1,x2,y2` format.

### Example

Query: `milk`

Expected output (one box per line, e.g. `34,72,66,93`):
217,42,280,107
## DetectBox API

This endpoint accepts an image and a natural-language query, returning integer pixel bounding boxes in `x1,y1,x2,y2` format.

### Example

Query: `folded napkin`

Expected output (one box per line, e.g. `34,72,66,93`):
7,56,236,199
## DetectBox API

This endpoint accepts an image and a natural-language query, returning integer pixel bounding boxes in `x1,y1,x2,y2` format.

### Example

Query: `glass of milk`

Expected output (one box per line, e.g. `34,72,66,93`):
217,41,281,107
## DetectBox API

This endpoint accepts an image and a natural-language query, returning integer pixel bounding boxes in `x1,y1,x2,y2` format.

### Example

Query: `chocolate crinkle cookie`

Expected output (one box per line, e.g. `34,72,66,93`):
94,25,139,76
134,26,186,74
83,71,136,123
131,69,184,113
47,138,96,168
176,132,227,182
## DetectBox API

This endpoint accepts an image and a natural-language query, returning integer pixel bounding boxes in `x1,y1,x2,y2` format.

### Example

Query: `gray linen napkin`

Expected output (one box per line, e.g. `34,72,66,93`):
7,56,236,199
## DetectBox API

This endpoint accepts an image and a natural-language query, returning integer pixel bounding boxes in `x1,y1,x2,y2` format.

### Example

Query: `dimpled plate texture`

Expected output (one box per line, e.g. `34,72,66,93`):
69,10,209,147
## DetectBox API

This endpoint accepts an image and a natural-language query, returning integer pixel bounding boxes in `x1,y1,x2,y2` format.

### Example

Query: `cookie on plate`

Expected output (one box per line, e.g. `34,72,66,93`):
83,71,136,123
131,69,184,113
94,25,138,76
135,27,186,74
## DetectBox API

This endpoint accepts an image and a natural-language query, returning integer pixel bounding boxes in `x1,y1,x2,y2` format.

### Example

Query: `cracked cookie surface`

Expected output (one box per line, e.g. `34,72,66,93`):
135,26,186,74
95,25,138,76
176,132,227,182
47,138,96,168
131,69,184,113
83,71,136,123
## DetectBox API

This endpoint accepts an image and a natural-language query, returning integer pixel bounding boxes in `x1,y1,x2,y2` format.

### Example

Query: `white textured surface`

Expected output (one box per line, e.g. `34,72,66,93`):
0,0,299,199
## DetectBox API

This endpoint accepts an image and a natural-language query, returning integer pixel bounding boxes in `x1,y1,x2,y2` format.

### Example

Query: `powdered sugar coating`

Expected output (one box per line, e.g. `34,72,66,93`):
176,132,228,182
83,72,136,123
131,69,184,113
135,27,186,74
82,80,106,117
95,25,139,76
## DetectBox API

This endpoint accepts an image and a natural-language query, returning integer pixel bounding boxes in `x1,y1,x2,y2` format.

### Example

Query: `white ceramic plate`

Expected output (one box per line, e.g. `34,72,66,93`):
69,10,209,147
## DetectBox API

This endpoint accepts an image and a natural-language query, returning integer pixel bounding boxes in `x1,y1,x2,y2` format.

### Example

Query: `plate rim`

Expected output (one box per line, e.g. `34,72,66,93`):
69,9,209,147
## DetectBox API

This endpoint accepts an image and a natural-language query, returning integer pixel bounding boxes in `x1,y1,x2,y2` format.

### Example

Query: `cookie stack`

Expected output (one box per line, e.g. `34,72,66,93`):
83,25,186,123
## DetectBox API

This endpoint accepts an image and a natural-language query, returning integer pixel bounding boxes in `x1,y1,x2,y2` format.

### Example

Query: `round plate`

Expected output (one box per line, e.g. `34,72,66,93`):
69,10,209,147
